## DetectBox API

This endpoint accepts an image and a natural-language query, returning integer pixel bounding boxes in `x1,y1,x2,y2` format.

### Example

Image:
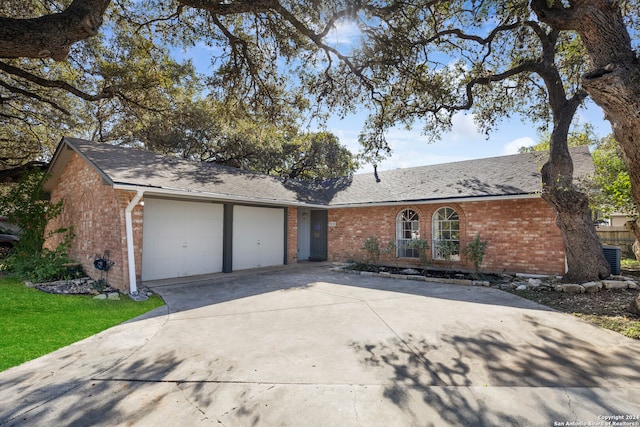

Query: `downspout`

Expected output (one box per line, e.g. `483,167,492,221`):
125,190,144,296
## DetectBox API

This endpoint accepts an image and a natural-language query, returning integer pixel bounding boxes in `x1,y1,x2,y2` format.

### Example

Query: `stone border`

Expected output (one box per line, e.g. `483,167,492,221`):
331,264,640,293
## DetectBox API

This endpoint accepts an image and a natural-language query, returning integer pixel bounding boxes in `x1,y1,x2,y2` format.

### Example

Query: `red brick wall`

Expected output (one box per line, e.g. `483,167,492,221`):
46,153,564,286
287,207,298,265
46,153,142,291
327,198,566,276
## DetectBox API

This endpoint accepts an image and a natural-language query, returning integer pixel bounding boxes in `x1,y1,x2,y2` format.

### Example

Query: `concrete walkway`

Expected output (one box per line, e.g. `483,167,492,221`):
1,264,639,426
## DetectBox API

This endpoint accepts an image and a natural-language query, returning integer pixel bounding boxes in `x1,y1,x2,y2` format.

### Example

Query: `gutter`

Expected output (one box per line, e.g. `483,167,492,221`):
112,183,328,209
125,190,144,296
113,183,540,210
324,193,541,209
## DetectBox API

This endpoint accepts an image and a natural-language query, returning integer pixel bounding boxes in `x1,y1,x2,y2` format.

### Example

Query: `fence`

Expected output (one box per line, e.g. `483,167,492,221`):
596,226,635,258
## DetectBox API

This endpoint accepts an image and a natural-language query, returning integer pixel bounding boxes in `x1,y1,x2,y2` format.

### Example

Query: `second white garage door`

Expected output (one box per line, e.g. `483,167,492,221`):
142,198,224,281
232,205,285,270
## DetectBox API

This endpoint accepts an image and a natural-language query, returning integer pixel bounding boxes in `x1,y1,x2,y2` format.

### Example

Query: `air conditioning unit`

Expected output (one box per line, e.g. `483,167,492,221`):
602,245,621,275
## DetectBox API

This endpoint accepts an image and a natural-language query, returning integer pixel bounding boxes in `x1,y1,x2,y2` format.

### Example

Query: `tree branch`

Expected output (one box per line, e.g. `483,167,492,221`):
0,79,70,114
0,0,111,61
529,0,576,30
269,3,377,97
178,0,276,16
0,61,114,101
457,61,541,112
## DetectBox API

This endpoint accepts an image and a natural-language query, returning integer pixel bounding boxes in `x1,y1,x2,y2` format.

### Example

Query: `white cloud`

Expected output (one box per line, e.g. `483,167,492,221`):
328,19,362,47
502,137,535,155
446,113,482,143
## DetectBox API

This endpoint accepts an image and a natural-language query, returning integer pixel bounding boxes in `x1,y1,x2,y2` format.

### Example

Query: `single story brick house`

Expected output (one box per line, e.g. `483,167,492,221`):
43,137,594,293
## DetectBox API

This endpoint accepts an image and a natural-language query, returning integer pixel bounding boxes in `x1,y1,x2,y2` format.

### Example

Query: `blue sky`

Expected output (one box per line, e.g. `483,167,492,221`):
326,101,611,173
178,19,614,174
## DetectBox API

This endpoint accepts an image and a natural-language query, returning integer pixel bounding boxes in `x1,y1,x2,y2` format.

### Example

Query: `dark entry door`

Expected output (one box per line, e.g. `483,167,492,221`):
309,210,327,261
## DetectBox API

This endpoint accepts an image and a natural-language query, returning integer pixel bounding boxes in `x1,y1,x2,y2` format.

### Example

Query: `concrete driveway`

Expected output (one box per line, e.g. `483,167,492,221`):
1,264,639,426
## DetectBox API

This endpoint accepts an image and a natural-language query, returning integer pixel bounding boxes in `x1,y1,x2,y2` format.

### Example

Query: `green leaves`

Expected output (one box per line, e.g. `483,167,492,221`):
0,168,75,282
591,135,635,216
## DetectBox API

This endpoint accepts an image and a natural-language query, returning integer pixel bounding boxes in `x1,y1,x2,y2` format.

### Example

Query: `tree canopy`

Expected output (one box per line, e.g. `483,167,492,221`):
3,1,640,279
1,0,361,179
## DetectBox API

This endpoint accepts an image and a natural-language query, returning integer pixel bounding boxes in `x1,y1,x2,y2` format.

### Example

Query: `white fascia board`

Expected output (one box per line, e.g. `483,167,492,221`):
113,183,540,209
324,193,541,209
112,184,328,208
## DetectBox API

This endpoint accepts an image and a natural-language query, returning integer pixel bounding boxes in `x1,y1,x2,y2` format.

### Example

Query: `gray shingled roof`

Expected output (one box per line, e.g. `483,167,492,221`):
323,145,594,206
48,137,594,207
51,137,315,205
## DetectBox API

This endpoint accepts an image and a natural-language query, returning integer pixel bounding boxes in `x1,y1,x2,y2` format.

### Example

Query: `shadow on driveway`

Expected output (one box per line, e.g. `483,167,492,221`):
1,264,639,426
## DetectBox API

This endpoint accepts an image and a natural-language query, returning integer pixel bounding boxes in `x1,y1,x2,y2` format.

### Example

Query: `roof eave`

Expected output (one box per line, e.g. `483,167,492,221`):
111,183,328,208
325,192,541,209
43,137,115,193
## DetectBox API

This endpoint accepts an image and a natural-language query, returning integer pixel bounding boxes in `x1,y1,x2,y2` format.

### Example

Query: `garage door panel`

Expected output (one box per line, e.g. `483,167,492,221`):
232,206,284,271
142,199,224,281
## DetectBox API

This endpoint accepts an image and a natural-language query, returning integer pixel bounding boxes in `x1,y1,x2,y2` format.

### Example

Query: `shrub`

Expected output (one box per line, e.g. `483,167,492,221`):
0,169,75,282
7,230,75,282
362,236,381,267
463,234,489,275
435,239,459,269
407,238,430,270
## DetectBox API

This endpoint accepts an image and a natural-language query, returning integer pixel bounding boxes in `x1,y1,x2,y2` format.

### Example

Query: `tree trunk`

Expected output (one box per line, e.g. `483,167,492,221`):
566,0,640,277
541,173,611,282
533,0,640,245
540,97,611,282
624,219,640,263
0,0,111,61
527,23,613,282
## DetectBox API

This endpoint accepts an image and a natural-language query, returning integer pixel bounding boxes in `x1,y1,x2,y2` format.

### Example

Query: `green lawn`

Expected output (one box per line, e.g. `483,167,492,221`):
0,276,164,372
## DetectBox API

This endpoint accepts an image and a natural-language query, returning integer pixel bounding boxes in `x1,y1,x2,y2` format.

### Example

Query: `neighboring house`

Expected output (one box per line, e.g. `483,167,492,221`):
43,137,595,293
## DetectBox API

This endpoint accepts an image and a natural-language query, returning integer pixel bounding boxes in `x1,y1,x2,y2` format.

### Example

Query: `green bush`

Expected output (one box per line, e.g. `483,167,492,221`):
0,169,75,282
362,236,381,266
7,231,75,282
463,233,489,275
407,238,430,270
434,239,459,270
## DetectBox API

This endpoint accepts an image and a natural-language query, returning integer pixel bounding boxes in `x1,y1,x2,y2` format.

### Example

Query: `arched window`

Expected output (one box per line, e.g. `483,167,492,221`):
432,207,460,260
396,209,420,258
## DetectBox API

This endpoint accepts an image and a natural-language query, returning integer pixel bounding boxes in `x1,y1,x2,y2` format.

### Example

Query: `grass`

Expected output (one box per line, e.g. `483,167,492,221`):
573,313,640,339
513,287,640,340
621,258,640,268
0,276,165,372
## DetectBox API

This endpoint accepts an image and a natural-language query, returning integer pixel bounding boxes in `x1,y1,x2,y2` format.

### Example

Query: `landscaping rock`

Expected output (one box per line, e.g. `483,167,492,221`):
107,292,120,300
582,281,602,293
93,294,107,300
401,268,420,275
554,285,565,292
472,280,491,287
528,278,543,288
561,284,585,294
602,280,629,290
626,281,639,290
515,284,527,291
628,294,640,315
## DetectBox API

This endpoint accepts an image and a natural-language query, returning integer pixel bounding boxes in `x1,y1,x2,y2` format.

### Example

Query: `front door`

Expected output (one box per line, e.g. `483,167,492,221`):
309,210,327,261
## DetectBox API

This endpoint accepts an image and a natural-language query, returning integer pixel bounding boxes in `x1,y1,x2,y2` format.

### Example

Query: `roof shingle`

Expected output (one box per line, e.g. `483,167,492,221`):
49,137,595,207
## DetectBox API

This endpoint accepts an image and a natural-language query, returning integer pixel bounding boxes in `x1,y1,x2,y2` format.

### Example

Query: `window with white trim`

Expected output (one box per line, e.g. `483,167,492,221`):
432,207,460,260
396,209,420,258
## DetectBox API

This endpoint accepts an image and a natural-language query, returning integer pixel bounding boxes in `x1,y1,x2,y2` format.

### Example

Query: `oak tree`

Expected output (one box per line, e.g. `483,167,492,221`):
3,0,640,281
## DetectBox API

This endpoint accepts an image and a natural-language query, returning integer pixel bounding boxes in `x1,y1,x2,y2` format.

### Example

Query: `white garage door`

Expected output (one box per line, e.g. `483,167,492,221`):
142,198,224,281
232,205,284,270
